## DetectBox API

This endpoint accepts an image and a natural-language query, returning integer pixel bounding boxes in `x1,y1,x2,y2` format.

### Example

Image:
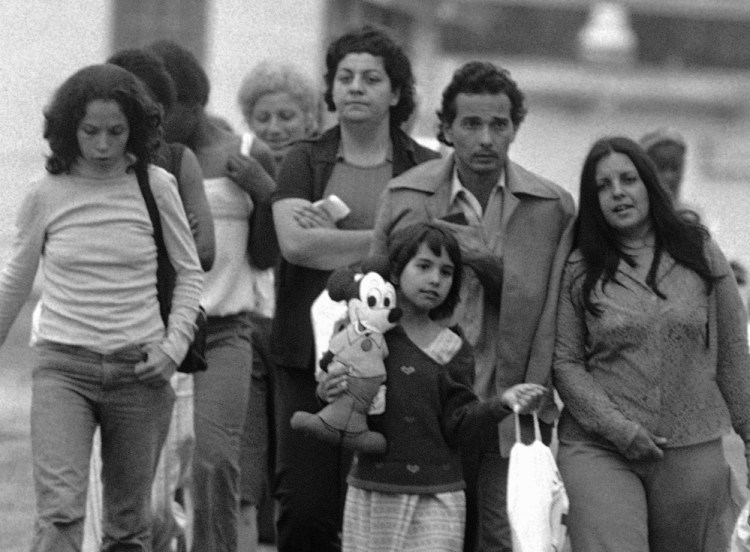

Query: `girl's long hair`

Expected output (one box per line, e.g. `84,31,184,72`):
576,136,717,315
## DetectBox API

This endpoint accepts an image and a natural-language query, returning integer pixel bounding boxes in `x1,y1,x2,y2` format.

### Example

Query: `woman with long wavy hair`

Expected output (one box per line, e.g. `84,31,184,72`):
554,136,750,551
0,64,202,551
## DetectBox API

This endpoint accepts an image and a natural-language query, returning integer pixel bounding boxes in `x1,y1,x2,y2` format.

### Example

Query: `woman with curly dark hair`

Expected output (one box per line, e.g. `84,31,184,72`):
554,136,750,551
0,64,202,551
270,25,439,552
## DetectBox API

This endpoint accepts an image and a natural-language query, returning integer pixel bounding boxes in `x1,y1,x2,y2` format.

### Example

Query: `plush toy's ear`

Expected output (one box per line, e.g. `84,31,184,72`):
327,267,359,302
360,255,391,281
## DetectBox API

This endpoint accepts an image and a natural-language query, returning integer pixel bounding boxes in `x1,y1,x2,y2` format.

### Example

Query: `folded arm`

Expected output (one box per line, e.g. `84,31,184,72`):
273,198,373,271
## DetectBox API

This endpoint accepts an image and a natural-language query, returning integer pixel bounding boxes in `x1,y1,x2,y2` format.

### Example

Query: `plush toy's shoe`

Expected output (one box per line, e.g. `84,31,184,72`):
290,411,386,455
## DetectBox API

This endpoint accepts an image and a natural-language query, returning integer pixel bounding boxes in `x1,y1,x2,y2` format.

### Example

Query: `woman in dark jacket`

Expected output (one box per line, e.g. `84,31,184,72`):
270,25,439,552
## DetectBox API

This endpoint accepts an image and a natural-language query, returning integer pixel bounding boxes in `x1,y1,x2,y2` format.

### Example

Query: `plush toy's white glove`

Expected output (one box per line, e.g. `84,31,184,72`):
368,384,387,415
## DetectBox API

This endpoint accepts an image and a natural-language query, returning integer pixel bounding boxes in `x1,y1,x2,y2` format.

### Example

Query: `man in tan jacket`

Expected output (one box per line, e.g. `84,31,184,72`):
371,61,576,552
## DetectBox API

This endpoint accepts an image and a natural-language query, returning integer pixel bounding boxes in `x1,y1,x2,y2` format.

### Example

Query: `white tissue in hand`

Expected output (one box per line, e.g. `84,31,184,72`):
313,195,351,222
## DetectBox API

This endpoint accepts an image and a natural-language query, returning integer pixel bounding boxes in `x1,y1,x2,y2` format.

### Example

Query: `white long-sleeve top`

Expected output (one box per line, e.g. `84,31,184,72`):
0,165,203,364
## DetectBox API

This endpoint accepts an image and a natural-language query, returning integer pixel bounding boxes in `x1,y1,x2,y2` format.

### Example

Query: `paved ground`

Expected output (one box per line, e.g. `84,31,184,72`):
1,297,747,551
0,298,37,552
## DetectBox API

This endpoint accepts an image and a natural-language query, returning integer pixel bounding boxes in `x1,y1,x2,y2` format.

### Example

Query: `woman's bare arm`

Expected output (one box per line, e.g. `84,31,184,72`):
273,198,373,271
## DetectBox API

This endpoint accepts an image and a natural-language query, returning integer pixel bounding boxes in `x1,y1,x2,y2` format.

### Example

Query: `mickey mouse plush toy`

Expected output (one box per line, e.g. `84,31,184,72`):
291,256,401,454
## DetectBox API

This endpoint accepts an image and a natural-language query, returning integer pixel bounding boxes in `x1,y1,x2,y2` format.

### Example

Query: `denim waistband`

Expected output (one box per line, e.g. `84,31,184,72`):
36,340,146,363
206,311,254,330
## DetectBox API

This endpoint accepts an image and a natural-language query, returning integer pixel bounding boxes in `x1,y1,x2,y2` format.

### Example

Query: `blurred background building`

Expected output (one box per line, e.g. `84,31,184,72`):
3,0,750,268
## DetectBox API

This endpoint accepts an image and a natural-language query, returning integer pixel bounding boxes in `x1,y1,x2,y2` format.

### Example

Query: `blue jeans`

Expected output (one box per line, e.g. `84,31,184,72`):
82,372,194,552
30,341,174,552
191,313,252,552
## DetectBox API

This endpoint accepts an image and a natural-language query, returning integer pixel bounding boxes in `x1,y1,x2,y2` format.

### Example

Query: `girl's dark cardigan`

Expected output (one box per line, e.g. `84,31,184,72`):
347,326,510,494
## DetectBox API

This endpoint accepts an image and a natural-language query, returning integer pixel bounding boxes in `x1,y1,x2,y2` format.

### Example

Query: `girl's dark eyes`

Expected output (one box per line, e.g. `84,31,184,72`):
81,126,126,136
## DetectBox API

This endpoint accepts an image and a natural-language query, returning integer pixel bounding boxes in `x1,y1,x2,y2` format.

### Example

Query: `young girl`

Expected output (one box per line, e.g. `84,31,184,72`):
319,222,545,552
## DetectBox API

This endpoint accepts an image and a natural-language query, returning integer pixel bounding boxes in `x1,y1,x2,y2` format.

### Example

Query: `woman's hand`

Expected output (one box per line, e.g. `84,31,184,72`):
500,383,547,414
186,212,199,240
134,343,176,387
316,362,349,403
293,204,336,230
226,152,262,185
622,425,667,461
225,153,274,204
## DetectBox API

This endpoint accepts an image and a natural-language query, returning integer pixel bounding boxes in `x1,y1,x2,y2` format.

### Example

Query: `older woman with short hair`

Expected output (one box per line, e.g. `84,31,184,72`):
237,61,320,170
235,60,322,551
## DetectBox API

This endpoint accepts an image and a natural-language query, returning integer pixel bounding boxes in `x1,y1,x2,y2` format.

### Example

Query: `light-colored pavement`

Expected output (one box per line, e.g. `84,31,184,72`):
0,298,37,552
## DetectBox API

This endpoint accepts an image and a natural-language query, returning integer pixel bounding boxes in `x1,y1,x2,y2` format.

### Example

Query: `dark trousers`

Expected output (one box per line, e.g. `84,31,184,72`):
239,312,276,543
273,365,352,552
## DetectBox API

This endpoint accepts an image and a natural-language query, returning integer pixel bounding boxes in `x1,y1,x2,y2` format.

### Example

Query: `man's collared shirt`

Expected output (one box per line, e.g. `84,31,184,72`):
448,167,513,255
442,167,509,400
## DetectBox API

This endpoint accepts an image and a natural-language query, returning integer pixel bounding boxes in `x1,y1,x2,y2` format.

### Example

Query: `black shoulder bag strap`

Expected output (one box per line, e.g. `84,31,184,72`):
134,164,175,326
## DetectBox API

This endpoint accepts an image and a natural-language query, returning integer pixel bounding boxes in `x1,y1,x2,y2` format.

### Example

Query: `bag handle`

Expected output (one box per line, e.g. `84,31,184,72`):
134,164,174,326
514,410,542,444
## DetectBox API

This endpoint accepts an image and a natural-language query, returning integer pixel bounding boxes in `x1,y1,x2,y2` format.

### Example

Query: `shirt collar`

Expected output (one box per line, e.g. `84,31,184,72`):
449,165,506,204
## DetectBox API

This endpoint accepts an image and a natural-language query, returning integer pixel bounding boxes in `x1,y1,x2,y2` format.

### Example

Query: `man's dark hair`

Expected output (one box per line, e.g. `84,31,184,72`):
437,61,527,145
107,48,177,113
147,40,210,107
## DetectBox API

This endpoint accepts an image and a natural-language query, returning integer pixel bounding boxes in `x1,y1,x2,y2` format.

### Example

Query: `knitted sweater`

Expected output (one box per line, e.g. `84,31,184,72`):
553,240,750,453
347,326,511,494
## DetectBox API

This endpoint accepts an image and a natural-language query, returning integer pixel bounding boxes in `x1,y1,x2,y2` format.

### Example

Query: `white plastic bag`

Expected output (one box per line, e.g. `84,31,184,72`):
310,289,348,379
732,499,750,551
507,412,569,552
